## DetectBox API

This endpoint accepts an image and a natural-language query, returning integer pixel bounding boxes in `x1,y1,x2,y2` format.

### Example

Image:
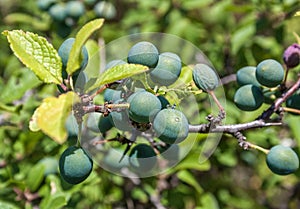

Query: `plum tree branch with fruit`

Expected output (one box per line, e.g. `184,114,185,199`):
2,19,300,186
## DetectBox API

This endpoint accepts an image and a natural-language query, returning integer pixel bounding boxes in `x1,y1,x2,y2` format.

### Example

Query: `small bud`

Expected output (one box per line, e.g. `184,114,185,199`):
283,43,300,68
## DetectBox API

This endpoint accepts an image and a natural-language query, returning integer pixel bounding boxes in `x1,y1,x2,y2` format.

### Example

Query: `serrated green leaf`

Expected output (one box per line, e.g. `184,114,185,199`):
66,18,104,75
2,30,62,84
35,92,80,144
87,63,149,92
26,163,45,192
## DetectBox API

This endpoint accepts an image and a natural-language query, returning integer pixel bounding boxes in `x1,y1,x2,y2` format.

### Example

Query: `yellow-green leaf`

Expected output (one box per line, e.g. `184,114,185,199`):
2,30,62,84
29,109,40,132
87,63,149,92
35,92,80,144
66,18,104,75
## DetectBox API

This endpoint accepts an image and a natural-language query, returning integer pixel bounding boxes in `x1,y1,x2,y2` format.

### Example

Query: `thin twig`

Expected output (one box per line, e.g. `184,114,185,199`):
259,75,300,120
188,120,282,134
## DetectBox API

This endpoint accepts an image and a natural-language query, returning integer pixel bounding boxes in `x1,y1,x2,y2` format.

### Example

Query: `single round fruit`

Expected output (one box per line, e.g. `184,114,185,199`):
98,115,113,134
266,145,299,175
234,84,264,111
49,3,67,22
157,95,170,109
58,38,89,69
94,1,117,19
149,52,182,86
86,112,101,133
59,146,93,184
283,43,300,68
37,0,56,11
65,114,79,138
127,41,159,68
256,59,284,87
129,144,157,172
65,1,85,18
103,148,129,171
103,89,122,103
38,157,58,176
73,72,87,93
286,93,300,110
109,99,134,131
192,63,219,92
153,109,189,144
128,91,162,123
236,66,261,87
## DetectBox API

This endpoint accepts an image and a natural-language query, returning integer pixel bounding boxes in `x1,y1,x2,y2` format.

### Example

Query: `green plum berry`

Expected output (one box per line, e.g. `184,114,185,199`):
37,0,56,11
65,114,79,138
129,144,157,172
153,109,189,144
103,89,122,103
103,148,129,171
109,99,133,131
266,145,299,175
65,1,85,18
192,63,219,92
236,66,261,87
149,52,182,86
49,3,67,22
86,112,101,133
128,91,162,123
73,72,87,93
234,84,264,111
59,146,93,184
38,157,58,176
286,93,300,110
127,41,159,68
98,115,113,134
94,1,117,19
58,38,89,69
157,95,170,109
256,59,284,87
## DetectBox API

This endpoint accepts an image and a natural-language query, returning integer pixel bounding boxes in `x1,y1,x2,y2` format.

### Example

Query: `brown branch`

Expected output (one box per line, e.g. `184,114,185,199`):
258,75,300,120
220,73,237,85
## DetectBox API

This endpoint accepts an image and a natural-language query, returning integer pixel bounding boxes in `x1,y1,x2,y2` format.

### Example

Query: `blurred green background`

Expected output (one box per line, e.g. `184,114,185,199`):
0,0,300,208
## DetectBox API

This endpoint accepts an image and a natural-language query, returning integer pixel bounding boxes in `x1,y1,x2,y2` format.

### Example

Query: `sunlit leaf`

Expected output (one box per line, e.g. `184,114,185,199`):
2,30,62,84
35,92,80,144
87,63,149,92
66,18,104,75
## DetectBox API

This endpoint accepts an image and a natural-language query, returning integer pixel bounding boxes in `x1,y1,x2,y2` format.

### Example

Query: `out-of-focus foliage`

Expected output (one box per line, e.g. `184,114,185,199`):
1,0,300,209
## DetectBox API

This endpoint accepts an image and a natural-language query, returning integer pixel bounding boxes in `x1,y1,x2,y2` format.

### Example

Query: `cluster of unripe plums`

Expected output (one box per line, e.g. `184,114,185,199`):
37,0,116,37
57,38,299,184
234,58,300,112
